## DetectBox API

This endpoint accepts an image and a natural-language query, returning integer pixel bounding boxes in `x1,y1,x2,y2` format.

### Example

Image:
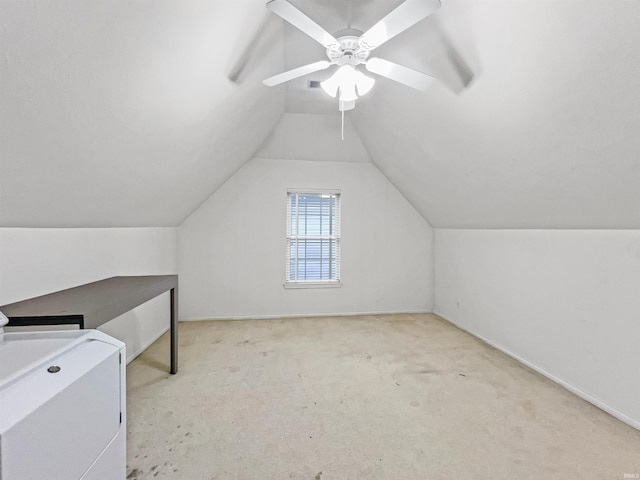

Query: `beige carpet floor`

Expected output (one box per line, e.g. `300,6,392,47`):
126,314,640,480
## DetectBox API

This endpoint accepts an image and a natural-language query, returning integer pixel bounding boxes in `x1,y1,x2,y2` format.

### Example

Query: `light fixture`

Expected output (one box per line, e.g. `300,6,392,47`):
262,0,442,115
321,65,374,108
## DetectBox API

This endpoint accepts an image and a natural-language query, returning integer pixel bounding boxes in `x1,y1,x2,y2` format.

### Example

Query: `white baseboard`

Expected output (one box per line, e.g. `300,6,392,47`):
180,309,432,322
125,325,170,365
432,310,640,431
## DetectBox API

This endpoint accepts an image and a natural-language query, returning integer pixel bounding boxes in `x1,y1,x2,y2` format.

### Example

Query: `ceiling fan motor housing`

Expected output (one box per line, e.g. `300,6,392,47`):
327,32,370,66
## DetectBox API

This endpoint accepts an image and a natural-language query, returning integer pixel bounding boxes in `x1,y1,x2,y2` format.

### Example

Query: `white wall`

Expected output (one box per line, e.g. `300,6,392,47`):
0,228,177,362
256,113,371,163
178,157,434,319
434,229,640,428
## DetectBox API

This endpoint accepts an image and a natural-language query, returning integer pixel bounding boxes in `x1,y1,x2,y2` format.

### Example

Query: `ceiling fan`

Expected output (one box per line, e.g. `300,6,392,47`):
262,0,441,111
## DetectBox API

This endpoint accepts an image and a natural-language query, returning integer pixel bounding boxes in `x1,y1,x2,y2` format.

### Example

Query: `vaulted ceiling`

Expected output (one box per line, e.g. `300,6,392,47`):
0,0,284,227
1,0,639,228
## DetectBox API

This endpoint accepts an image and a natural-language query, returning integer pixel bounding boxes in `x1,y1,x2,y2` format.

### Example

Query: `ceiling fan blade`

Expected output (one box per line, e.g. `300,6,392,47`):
359,0,441,50
431,18,474,91
267,0,339,50
365,57,434,91
263,60,333,87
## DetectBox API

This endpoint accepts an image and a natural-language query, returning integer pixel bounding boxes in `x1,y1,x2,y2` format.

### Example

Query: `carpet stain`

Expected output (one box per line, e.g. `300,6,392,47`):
410,401,420,407
416,369,448,375
315,472,322,480
127,468,141,479
521,399,537,419
512,426,524,439
387,318,415,325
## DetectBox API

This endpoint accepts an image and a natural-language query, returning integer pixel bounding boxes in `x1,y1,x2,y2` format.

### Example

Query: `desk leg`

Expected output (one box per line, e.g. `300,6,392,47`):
170,286,178,374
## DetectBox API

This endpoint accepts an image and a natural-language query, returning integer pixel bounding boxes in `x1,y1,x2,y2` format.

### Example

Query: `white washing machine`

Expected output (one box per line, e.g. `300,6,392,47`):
0,315,126,480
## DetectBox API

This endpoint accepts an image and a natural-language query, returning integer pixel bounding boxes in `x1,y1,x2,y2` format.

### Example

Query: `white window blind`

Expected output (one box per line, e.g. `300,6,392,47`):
286,191,341,285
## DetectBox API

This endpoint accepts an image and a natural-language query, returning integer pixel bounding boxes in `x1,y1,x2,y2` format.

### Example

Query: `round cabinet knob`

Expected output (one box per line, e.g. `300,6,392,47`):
47,365,61,373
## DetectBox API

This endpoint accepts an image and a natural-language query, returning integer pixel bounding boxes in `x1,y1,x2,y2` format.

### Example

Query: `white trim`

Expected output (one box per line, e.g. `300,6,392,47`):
287,188,342,195
123,325,169,365
179,309,432,322
284,281,342,289
432,310,640,431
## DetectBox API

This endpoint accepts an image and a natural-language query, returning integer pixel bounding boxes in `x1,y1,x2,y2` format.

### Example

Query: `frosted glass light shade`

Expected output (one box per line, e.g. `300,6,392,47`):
321,70,341,97
321,65,374,103
355,70,374,96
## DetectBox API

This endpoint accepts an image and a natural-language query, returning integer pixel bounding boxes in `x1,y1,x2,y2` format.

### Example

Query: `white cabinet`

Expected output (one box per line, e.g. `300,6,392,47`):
0,330,126,480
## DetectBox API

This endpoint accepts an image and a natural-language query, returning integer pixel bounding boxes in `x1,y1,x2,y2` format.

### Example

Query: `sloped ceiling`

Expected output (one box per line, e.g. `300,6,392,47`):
282,0,640,228
256,113,371,163
1,0,639,229
0,0,284,227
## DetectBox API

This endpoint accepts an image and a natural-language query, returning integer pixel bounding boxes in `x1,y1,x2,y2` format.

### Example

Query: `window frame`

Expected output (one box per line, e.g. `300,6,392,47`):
284,189,342,289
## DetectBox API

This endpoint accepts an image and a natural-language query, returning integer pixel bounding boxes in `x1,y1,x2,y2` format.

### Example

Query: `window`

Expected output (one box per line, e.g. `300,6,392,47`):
286,191,341,287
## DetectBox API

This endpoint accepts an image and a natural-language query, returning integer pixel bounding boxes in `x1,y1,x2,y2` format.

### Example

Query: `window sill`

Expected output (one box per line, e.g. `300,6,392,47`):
284,281,342,289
